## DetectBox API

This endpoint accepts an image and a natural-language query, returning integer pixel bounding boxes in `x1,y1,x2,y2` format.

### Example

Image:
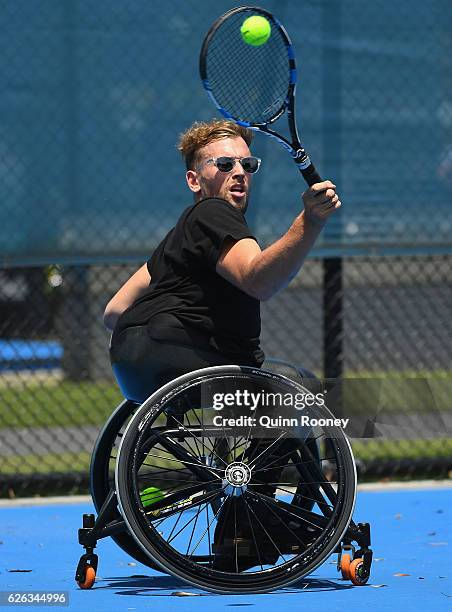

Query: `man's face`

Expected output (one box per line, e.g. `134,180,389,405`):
186,137,254,213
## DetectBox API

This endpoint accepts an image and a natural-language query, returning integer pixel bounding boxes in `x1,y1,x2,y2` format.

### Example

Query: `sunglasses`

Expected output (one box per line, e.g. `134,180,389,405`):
202,156,261,174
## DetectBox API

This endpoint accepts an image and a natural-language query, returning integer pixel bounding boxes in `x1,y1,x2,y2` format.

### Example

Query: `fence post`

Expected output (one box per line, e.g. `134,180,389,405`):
321,2,344,413
59,265,91,381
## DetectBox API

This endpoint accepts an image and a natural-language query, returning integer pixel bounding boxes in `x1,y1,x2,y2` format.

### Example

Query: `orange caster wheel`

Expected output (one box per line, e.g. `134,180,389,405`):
340,553,351,579
349,558,369,586
77,565,96,589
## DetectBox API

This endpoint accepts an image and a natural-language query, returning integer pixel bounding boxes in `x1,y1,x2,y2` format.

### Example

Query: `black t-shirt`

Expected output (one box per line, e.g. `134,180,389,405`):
115,198,264,366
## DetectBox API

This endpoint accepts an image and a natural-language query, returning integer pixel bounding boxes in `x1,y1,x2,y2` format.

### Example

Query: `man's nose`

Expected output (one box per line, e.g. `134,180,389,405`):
232,160,245,176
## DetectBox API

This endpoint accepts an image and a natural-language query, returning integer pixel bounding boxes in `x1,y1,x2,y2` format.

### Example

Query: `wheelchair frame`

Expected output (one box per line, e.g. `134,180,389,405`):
75,365,373,593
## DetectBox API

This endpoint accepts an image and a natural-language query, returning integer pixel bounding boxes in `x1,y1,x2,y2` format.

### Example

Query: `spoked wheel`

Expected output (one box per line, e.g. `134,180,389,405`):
90,398,162,568
116,366,357,593
90,399,137,511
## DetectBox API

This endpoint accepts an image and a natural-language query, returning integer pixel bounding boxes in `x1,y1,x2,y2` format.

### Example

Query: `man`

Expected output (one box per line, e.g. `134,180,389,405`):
105,119,340,403
105,118,340,570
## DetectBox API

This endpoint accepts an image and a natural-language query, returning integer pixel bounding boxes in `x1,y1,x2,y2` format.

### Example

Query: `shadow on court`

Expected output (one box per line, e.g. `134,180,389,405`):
92,574,352,596
1,487,451,610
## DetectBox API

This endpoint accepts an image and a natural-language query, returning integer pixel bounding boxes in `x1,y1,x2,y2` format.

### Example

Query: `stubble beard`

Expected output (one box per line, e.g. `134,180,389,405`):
197,182,250,214
219,185,250,214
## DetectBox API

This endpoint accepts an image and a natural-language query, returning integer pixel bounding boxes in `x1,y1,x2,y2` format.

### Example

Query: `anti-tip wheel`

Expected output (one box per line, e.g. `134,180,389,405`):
349,558,369,586
340,553,351,579
77,565,96,589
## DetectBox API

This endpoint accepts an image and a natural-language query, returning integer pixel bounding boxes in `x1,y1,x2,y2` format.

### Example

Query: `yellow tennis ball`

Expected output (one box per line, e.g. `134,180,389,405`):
240,15,271,47
140,486,164,508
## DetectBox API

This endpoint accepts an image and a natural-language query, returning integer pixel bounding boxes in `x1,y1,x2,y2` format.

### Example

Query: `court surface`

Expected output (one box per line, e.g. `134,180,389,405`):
1,484,451,611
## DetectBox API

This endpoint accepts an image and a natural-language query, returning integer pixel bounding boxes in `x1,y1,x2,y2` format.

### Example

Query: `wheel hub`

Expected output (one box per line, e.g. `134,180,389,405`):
223,462,251,496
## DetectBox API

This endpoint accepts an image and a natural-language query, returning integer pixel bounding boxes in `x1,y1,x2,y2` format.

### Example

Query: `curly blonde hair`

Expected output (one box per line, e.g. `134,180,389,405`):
177,119,253,170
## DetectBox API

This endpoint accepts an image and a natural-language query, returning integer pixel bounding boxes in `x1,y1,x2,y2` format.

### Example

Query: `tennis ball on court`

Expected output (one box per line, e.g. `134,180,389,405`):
240,15,271,47
140,486,164,508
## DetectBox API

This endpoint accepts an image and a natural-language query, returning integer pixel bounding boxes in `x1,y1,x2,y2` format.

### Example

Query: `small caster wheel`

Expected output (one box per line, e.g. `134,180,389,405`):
340,553,351,579
349,558,369,586
77,565,96,589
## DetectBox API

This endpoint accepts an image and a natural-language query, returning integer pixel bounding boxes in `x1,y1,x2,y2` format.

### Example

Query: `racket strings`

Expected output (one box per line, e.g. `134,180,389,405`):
204,12,290,124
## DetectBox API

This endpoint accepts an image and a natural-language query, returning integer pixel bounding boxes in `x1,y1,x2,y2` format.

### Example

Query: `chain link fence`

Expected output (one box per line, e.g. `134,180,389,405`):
1,0,452,265
1,256,451,495
1,0,452,494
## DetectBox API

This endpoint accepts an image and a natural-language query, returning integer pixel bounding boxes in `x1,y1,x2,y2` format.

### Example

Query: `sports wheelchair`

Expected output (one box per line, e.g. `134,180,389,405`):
75,363,373,594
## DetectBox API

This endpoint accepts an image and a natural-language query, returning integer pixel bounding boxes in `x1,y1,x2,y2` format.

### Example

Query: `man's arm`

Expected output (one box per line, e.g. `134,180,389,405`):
216,181,340,301
103,263,151,331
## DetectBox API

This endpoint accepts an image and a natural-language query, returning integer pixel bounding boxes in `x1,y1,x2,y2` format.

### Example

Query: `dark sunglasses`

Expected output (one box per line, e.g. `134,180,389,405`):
202,156,261,174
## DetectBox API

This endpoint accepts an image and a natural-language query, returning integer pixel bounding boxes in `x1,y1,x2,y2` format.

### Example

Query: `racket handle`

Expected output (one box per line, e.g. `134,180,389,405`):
299,163,322,187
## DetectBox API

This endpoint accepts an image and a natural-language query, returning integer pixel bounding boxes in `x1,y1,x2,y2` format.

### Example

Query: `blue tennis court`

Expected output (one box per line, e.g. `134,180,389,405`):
1,485,451,611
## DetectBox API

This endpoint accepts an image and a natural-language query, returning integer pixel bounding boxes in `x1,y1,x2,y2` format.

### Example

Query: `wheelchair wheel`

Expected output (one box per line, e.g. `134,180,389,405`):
90,399,136,511
116,365,357,593
89,398,162,568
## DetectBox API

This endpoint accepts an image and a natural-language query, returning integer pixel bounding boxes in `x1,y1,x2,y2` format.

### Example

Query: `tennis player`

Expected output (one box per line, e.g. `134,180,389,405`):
104,118,340,569
104,119,339,402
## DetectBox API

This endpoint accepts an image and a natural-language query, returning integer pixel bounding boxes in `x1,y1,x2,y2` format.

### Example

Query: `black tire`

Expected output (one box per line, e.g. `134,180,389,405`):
89,398,161,569
90,398,230,569
116,366,357,594
90,399,135,512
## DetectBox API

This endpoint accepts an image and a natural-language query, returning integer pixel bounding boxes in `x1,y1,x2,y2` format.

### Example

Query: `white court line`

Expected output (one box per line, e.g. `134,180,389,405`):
0,494,92,507
357,479,452,492
0,479,451,507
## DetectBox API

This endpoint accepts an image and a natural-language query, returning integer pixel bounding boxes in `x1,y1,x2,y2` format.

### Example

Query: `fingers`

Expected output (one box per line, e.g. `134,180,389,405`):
316,199,341,217
302,179,341,221
328,193,341,207
322,194,341,209
310,180,336,195
316,189,338,204
309,181,341,207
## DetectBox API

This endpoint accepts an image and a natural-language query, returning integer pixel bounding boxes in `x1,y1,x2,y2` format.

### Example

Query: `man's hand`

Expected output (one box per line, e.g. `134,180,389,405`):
216,179,341,301
302,180,341,225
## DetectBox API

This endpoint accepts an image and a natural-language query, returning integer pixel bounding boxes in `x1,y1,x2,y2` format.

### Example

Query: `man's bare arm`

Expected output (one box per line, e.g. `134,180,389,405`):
216,181,341,301
103,263,151,330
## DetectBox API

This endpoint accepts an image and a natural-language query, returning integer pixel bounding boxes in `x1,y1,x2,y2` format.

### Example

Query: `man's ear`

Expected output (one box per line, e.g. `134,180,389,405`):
186,170,201,193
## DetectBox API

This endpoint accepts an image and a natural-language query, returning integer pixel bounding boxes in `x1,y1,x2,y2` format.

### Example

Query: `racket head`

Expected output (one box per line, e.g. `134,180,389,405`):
199,6,296,128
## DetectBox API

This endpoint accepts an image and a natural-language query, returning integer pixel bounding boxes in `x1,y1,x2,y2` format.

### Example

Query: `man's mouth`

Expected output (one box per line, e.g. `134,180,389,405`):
229,184,246,198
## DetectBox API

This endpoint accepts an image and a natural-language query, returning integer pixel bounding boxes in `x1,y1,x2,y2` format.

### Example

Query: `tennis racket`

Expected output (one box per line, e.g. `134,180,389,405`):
200,5,322,187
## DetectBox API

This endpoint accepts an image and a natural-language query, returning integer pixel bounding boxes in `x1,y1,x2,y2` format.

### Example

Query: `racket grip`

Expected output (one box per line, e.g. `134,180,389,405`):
299,163,322,187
